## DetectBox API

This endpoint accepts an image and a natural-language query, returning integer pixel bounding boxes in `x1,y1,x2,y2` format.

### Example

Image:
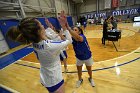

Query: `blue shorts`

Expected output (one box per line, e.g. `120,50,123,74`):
43,80,64,93
84,24,86,28
60,51,67,61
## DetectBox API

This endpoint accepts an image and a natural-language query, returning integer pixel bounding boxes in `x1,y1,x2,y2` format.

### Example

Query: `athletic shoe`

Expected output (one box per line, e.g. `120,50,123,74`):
88,78,95,87
76,79,83,88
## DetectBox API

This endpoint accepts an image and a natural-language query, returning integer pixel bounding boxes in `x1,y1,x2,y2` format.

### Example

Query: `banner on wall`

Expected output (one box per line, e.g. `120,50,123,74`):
112,0,119,8
83,12,107,19
105,0,111,9
0,31,9,54
81,8,139,19
112,8,138,16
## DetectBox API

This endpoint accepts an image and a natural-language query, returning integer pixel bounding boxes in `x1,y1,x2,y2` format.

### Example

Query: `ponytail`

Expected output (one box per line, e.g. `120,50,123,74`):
6,17,41,44
6,26,28,44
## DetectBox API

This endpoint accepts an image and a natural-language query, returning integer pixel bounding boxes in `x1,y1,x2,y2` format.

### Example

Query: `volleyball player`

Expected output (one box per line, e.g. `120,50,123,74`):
45,19,68,73
59,18,95,87
6,15,72,93
68,26,95,88
57,11,95,87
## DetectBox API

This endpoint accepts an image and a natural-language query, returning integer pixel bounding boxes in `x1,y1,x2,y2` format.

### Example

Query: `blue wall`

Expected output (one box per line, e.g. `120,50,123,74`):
37,16,73,30
0,19,21,49
67,16,73,27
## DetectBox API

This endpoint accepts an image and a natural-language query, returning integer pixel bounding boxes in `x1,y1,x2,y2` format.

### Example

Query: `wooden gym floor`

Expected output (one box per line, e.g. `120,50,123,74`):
0,23,140,93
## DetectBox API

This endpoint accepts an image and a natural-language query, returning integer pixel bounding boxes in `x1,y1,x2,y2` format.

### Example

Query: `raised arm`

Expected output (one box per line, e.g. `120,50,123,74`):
45,18,55,30
58,11,72,43
58,11,83,42
55,29,65,40
66,24,83,42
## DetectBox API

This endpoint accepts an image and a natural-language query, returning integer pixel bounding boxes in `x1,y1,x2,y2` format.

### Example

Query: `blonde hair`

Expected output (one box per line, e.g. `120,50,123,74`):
6,17,41,44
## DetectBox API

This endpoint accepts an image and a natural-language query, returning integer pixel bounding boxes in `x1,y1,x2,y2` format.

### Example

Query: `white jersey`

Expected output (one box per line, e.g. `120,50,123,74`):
46,27,66,52
76,22,81,27
60,28,67,51
33,30,72,87
45,27,61,41
60,28,65,35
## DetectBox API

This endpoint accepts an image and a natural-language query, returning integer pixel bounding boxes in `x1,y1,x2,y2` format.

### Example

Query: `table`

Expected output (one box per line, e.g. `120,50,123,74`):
106,30,121,51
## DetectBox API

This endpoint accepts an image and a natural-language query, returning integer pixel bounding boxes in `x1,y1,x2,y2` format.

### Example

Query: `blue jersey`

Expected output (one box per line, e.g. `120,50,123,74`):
83,22,87,27
72,34,91,60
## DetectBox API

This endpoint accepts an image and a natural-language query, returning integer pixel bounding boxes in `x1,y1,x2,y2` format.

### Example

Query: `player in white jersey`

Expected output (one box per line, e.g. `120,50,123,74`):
6,13,72,93
45,19,68,72
55,29,68,72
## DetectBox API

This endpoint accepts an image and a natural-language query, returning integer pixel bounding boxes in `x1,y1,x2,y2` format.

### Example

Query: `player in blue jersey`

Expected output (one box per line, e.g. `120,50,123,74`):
6,13,72,93
66,25,95,88
58,11,95,87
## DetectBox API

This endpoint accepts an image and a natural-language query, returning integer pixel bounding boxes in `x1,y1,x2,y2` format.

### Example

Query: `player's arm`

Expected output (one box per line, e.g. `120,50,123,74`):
58,11,72,43
45,39,70,55
45,18,55,30
58,31,66,40
58,11,83,42
67,26,83,42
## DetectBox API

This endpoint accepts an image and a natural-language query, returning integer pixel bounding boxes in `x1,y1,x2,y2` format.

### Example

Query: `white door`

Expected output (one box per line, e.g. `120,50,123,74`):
0,30,9,54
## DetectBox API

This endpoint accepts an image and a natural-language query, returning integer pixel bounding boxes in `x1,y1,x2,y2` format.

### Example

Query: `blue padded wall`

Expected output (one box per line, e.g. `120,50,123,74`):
0,19,21,49
48,17,61,30
36,17,47,29
37,17,61,30
67,16,73,27
37,16,73,30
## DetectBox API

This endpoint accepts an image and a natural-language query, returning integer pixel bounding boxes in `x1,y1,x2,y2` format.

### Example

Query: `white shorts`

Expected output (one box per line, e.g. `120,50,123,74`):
76,57,93,66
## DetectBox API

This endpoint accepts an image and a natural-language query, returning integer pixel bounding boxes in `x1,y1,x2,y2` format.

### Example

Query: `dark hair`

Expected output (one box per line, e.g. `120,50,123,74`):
77,27,83,35
6,17,41,44
55,29,60,33
111,16,114,20
104,19,107,22
107,16,111,20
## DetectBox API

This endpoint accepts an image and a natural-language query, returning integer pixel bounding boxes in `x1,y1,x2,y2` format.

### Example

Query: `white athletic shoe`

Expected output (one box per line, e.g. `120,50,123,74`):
88,78,95,87
76,79,83,88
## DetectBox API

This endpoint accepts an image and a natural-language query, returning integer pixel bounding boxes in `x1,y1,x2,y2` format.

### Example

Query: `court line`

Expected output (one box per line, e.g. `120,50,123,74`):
21,46,140,65
86,27,136,38
12,43,140,73
1,26,138,68
15,56,140,73
18,60,76,67
18,60,40,64
1,25,139,70
98,47,140,63
118,27,138,32
15,62,40,69
20,46,140,65
0,84,20,93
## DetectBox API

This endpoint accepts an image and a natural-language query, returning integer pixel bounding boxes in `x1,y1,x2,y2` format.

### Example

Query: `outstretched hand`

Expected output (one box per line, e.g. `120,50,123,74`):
58,11,68,30
45,18,55,30
45,18,49,24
